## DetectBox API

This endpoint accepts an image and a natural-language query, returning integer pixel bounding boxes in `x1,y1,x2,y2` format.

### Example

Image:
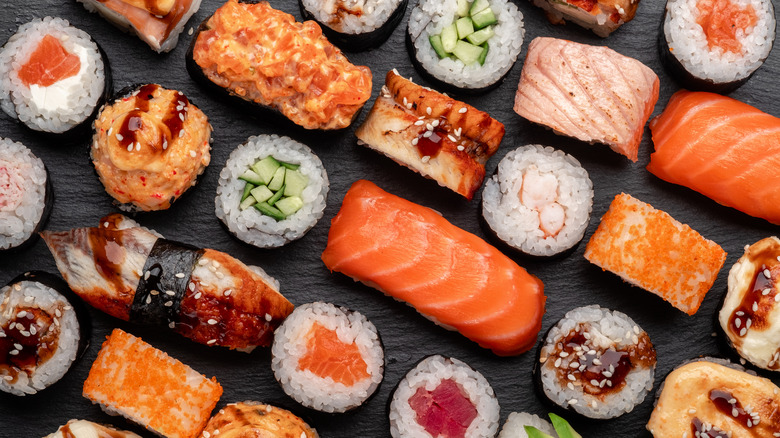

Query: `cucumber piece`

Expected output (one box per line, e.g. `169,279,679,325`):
471,7,497,29
523,426,556,438
456,17,475,39
469,0,489,15
549,414,582,438
267,185,285,206
241,183,255,202
279,161,300,170
430,34,448,58
441,24,458,53
284,170,309,198
276,196,304,216
239,195,257,210
238,169,264,186
251,156,281,185
466,25,493,45
457,0,470,16
477,42,489,65
452,40,484,65
254,202,286,221
268,166,286,191
249,185,274,204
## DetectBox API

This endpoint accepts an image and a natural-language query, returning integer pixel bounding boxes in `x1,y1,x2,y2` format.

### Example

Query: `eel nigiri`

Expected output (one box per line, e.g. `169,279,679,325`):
513,37,659,162
321,180,546,356
41,214,294,351
647,90,780,224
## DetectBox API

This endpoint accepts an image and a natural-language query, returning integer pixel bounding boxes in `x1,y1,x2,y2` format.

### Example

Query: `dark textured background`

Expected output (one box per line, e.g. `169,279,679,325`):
1,0,779,436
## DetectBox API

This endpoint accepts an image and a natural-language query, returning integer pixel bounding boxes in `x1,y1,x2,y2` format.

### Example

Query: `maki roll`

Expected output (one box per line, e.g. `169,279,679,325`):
528,0,639,37
536,306,656,420
0,271,89,396
91,84,211,212
406,0,525,93
271,302,384,413
482,145,593,257
0,17,111,138
300,0,408,51
718,237,780,372
215,135,329,249
201,401,318,437
661,0,776,93
0,138,52,252
46,420,141,438
498,412,556,438
389,355,500,437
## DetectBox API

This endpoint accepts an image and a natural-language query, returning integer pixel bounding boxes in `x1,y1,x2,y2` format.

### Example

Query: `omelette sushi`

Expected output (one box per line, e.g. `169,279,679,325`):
41,214,294,351
321,180,546,356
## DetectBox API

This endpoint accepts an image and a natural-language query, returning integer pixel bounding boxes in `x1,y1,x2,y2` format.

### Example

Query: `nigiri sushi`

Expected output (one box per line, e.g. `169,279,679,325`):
41,214,294,351
648,90,780,225
513,37,659,162
321,180,546,356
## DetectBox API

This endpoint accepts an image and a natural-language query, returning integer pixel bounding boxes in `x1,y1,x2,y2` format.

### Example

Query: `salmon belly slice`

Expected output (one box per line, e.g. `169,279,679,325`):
321,180,546,356
297,323,369,386
17,34,81,87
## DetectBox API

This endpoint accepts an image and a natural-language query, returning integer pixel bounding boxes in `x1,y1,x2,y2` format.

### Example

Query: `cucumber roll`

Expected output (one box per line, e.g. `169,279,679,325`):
300,0,408,51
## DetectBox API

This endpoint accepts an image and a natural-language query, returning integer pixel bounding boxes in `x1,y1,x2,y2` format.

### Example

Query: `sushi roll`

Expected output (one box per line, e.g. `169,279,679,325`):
498,412,555,438
0,17,111,138
528,0,639,37
0,138,52,252
0,271,89,396
389,355,500,438
271,302,384,413
201,401,318,437
91,84,211,212
718,237,780,372
482,145,593,257
661,0,776,93
46,420,141,438
76,0,201,53
406,0,525,93
535,305,656,420
299,0,408,51
215,135,329,249
187,0,372,131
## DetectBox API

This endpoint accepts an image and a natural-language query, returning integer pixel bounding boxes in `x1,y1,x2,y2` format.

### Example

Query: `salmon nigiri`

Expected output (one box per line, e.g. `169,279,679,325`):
321,180,546,356
647,90,780,224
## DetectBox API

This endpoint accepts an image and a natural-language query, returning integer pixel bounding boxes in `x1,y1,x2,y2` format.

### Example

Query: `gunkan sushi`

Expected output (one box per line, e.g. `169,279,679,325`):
300,0,408,51
201,401,318,437
41,214,294,351
46,420,141,438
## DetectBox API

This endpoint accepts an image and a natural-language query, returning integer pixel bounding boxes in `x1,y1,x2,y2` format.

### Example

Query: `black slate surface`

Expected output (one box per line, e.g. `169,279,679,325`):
1,0,779,436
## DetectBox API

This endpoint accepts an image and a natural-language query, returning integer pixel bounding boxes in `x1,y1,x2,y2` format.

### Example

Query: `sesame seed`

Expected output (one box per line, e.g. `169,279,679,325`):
567,374,576,381
411,138,419,146
689,409,696,414
735,318,742,328
740,327,747,336
198,259,208,266
146,296,152,304
432,120,440,127
13,343,22,350
763,288,771,295
53,319,59,327
554,358,562,368
590,379,599,386
203,432,211,438
421,156,430,163
29,326,36,335
9,350,19,355
588,349,597,356
55,309,62,318
403,97,407,106
175,273,185,278
16,311,27,318
164,301,173,307
591,401,597,408
136,143,141,151
775,294,780,302
0,331,5,338
207,339,217,345
592,358,602,366
457,145,465,151
406,103,413,109
189,282,196,291
559,352,569,358
736,311,745,316
746,318,752,329
144,271,151,280
265,313,272,322
163,140,168,150
150,290,159,295
426,107,432,115
215,271,224,279
567,382,574,390
426,123,433,131
224,290,232,296
190,150,196,157
753,302,759,312
569,361,579,369
414,120,424,126
539,356,547,363
208,319,218,325
448,135,457,142
458,107,467,113
165,290,176,296
179,130,185,138
603,371,613,378
568,399,578,405
764,269,771,278
3,376,12,381
179,112,185,122
423,131,432,138
116,133,124,141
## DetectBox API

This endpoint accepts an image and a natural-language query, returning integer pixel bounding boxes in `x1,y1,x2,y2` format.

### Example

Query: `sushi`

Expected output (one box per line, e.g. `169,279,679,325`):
528,0,639,37
718,237,780,372
46,420,141,438
76,0,201,53
0,138,52,252
513,37,660,162
187,0,372,130
201,401,318,437
535,306,656,420
271,302,384,413
406,0,525,93
321,180,546,356
0,17,111,138
660,0,776,93
481,145,593,257
300,0,408,51
215,135,329,248
91,84,211,212
83,328,222,438
389,355,500,438
585,193,726,315
498,412,556,438
41,214,294,351
355,70,504,200
646,358,780,437
648,90,780,224
0,271,89,396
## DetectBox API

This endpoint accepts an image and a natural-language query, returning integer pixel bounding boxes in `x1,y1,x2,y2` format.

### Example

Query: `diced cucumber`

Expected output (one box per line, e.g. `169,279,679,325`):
251,156,280,185
279,161,299,170
284,170,308,198
441,23,458,53
276,196,304,216
452,40,484,65
429,34,448,59
469,0,490,15
267,185,285,206
471,7,497,29
268,166,286,191
241,183,255,202
477,42,489,65
466,25,493,45
254,202,286,221
238,169,264,186
457,0,470,16
456,17,474,39
239,195,257,210
249,185,274,203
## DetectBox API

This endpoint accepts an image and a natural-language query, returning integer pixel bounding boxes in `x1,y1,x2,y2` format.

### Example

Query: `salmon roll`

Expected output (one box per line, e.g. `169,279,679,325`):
529,0,639,37
91,84,211,212
300,0,408,51
201,401,318,437
271,302,384,413
46,420,141,438
0,17,111,138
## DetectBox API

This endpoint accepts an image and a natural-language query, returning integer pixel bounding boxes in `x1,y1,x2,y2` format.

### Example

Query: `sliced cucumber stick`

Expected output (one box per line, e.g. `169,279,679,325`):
267,185,285,206
456,17,474,39
250,185,274,204
279,161,299,170
478,42,489,65
238,169,264,186
441,24,458,53
452,40,484,65
466,26,494,45
268,166,286,191
252,156,281,185
471,7,497,29
276,196,304,216
241,183,255,202
469,0,490,15
239,195,256,210
254,202,286,221
456,0,470,16
430,34,448,58
284,170,308,198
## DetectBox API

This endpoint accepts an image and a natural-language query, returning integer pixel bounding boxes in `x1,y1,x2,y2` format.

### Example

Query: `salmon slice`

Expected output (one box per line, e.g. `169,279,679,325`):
647,90,780,224
696,0,758,53
297,323,370,386
513,37,659,162
321,180,546,356
17,35,81,87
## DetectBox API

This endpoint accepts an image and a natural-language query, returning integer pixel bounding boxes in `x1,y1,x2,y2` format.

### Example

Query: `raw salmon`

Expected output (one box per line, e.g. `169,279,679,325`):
321,180,546,356
647,90,780,224
297,322,370,386
696,0,758,53
513,37,659,162
17,35,80,87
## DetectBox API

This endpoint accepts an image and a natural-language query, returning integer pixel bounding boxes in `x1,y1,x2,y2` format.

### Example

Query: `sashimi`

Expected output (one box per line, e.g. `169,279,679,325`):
647,90,780,224
321,180,546,356
17,35,80,87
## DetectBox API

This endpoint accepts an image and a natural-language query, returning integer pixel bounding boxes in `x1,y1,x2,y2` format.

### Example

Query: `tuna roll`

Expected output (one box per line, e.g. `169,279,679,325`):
201,401,318,438
300,0,408,51
46,420,141,438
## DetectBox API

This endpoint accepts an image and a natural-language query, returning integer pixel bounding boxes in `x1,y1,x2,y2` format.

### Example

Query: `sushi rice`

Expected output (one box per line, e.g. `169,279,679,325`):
0,138,48,251
498,412,556,438
301,0,403,34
